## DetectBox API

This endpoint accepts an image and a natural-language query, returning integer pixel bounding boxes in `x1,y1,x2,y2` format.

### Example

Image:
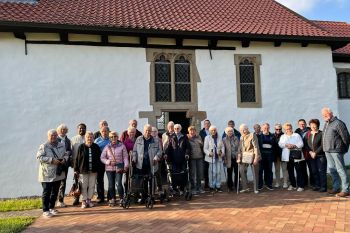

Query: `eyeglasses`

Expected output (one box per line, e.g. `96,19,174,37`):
109,136,117,138
174,128,180,130
275,129,282,131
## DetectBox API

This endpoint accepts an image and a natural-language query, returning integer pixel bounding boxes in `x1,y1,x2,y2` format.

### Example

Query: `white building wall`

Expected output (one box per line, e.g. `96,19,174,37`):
0,35,151,198
197,42,338,133
0,35,342,197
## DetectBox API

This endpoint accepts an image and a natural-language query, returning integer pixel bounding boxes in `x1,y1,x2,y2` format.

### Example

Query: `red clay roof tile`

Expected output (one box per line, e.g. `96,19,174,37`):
0,0,334,38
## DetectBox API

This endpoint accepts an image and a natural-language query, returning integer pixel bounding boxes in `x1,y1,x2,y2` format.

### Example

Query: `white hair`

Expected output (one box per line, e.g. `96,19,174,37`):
47,129,57,136
56,124,68,132
225,127,234,134
322,107,333,114
127,126,136,133
209,125,217,131
85,131,94,138
239,124,248,132
167,121,175,127
174,124,182,130
143,124,152,131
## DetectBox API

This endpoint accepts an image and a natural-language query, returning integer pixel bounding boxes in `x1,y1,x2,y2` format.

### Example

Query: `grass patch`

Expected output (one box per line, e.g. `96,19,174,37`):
0,217,35,233
0,199,41,212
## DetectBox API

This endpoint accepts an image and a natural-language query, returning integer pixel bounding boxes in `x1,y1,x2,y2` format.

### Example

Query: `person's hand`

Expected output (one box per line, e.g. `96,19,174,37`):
310,151,316,159
185,155,190,160
209,152,214,157
236,159,241,164
253,159,259,166
52,159,61,165
218,151,222,157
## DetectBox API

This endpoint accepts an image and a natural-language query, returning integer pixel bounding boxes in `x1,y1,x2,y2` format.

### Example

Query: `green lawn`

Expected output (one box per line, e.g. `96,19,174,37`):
0,199,41,212
0,217,35,233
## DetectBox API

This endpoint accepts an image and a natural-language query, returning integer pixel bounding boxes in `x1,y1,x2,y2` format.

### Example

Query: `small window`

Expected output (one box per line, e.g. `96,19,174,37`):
155,55,171,102
234,54,262,108
338,72,350,99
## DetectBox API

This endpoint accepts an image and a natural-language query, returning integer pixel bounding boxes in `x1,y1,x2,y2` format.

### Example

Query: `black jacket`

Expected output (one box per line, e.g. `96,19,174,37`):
164,133,192,171
305,131,325,157
74,143,102,174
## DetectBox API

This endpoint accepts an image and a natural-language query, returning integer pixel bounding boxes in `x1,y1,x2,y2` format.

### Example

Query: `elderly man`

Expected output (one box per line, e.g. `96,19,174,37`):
120,119,142,142
37,129,68,218
70,123,86,206
322,107,350,197
56,124,72,208
93,120,108,139
94,126,110,203
162,121,176,148
132,124,162,203
199,119,211,190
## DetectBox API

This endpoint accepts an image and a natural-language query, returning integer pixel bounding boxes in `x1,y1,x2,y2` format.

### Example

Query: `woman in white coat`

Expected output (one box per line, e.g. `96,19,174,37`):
204,125,225,192
279,123,304,191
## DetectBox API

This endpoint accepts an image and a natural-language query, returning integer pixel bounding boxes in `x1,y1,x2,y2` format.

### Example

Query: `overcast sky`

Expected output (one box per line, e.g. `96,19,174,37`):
275,0,350,22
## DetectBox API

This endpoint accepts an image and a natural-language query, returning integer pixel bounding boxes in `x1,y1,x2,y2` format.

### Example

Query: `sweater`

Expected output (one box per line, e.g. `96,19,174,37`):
74,143,101,174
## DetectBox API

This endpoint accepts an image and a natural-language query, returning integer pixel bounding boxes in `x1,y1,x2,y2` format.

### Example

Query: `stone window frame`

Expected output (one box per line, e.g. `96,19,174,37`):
336,68,350,99
140,48,206,129
234,54,262,108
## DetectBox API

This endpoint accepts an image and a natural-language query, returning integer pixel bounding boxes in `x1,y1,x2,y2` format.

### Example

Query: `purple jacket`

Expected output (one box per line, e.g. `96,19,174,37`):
101,142,129,172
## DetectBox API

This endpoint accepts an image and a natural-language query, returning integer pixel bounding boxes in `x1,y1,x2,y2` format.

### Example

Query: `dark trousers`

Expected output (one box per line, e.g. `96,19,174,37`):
41,181,61,212
204,160,209,188
310,157,327,190
258,153,274,188
106,171,124,199
96,168,105,201
57,167,69,202
135,168,153,199
227,158,238,190
287,160,305,188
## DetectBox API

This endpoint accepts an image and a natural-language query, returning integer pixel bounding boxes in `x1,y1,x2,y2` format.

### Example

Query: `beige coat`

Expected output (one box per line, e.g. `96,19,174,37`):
37,141,68,182
238,133,261,161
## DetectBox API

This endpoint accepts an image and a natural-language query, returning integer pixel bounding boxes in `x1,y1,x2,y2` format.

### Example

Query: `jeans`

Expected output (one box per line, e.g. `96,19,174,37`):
208,159,223,189
310,156,327,190
227,158,238,190
41,181,61,212
57,166,69,202
106,171,124,199
287,160,304,188
96,168,105,201
258,153,274,188
325,152,349,193
190,159,203,191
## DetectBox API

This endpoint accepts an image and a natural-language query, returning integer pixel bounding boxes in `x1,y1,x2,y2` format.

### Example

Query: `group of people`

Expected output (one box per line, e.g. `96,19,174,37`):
36,107,350,218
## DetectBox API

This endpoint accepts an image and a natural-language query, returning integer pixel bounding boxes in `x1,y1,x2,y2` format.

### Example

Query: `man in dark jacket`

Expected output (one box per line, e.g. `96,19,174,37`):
322,107,350,197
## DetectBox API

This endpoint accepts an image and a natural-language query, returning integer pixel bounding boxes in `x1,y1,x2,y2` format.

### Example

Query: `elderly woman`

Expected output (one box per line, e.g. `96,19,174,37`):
273,123,287,188
56,124,72,208
74,131,101,208
101,131,129,206
305,119,327,192
37,129,68,218
132,124,162,203
223,126,239,192
279,123,304,191
123,127,137,154
237,124,260,193
187,126,204,194
204,125,225,192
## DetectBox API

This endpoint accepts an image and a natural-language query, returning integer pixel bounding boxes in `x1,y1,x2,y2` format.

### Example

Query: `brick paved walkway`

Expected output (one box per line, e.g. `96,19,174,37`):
23,189,350,233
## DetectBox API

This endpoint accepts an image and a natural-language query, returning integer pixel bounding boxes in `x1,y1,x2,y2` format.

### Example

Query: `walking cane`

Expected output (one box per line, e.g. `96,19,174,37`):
237,163,240,194
211,149,214,196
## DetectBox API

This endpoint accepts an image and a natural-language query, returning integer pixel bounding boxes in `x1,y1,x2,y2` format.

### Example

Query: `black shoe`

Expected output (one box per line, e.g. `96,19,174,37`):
266,186,274,191
319,188,327,192
97,199,105,204
216,188,223,193
72,198,80,206
313,187,320,191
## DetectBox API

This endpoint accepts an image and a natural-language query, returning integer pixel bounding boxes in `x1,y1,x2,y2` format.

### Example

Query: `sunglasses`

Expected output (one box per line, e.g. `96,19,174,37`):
275,129,282,131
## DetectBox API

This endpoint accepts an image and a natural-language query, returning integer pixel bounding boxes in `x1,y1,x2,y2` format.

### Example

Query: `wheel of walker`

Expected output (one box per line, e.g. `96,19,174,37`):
150,199,154,209
145,197,150,208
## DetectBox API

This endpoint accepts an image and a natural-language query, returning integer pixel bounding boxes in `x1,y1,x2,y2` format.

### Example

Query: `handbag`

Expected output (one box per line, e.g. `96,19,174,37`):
289,149,302,160
242,152,254,164
69,175,82,197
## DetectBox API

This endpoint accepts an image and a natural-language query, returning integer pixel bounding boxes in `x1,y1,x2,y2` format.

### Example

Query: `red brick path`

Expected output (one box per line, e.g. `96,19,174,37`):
23,189,350,233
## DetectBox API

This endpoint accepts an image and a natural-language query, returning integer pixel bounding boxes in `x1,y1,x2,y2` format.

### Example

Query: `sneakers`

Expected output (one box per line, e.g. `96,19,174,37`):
49,209,58,215
336,192,349,198
266,186,274,191
297,188,304,192
283,183,289,189
239,188,250,193
274,183,280,188
258,187,264,191
81,201,87,209
287,185,296,191
109,199,116,207
254,190,259,194
56,202,66,208
42,211,53,218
